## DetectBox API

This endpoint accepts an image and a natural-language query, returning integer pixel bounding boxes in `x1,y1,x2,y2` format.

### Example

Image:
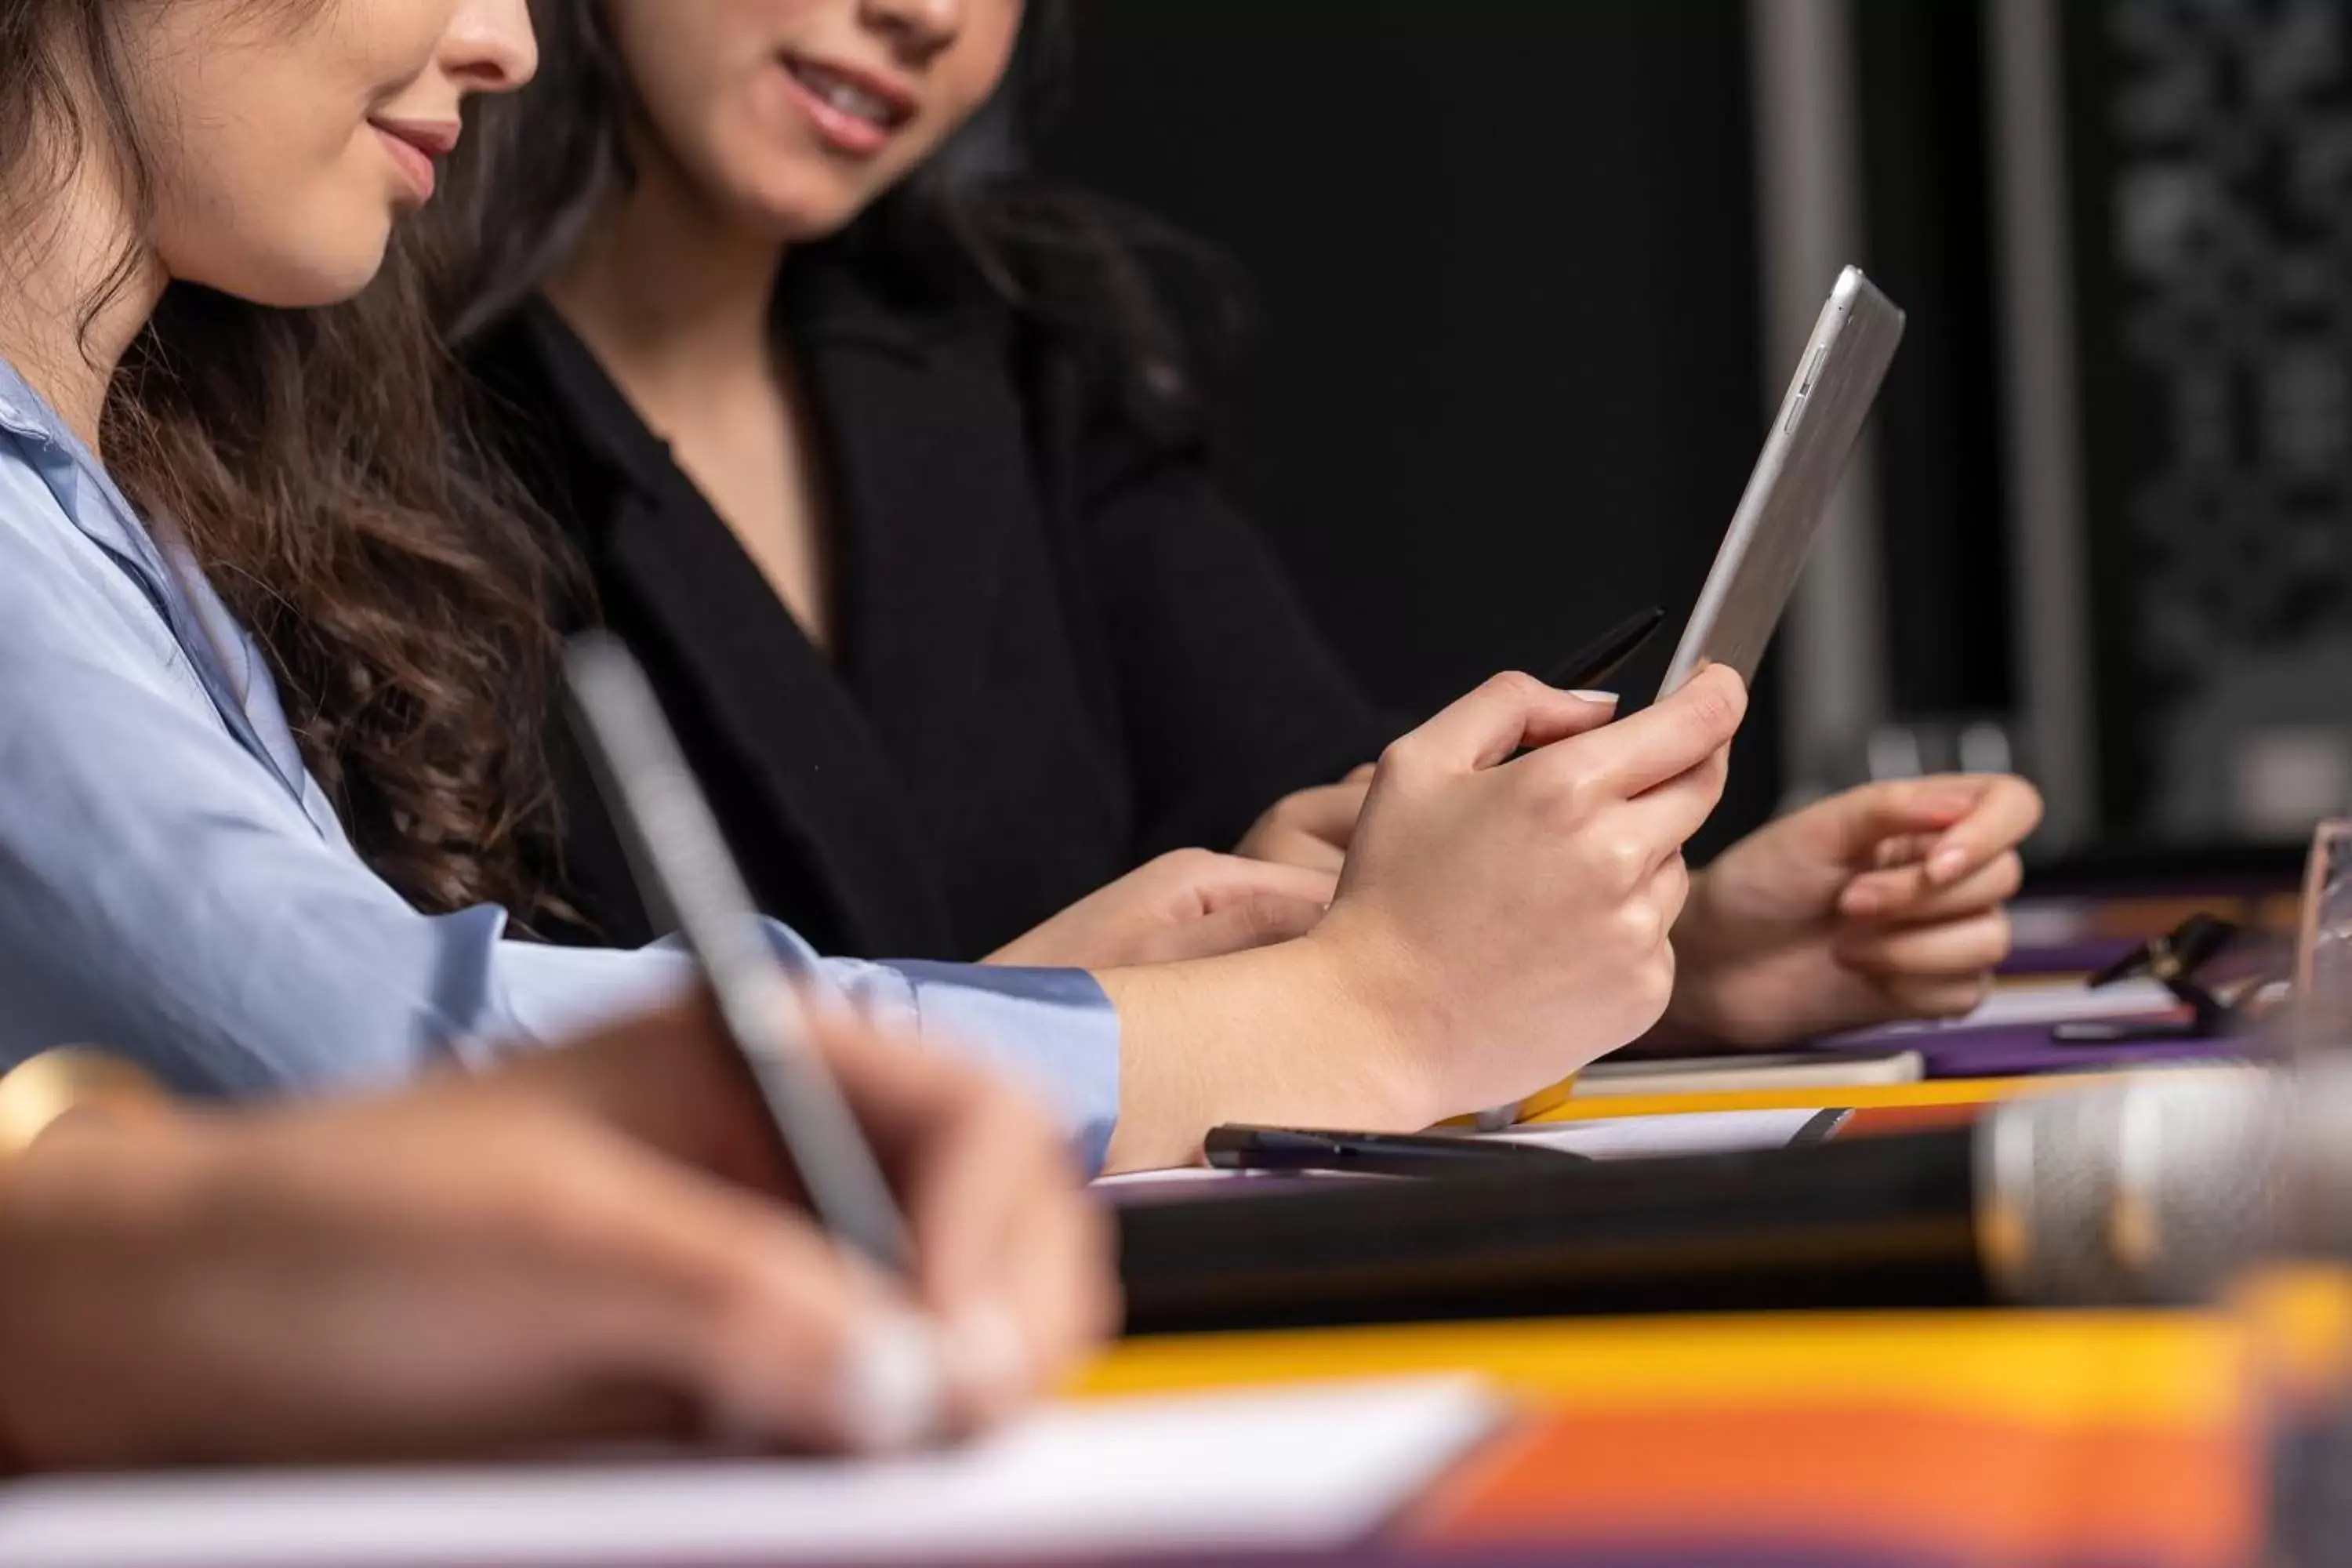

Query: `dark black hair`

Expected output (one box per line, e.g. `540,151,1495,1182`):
440,0,1242,431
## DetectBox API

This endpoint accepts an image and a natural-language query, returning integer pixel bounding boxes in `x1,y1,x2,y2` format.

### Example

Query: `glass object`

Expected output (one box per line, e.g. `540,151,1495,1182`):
2292,820,2352,1058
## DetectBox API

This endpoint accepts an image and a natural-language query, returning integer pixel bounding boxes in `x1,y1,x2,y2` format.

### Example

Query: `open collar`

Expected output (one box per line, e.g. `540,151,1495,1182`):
0,354,307,808
0,357,171,587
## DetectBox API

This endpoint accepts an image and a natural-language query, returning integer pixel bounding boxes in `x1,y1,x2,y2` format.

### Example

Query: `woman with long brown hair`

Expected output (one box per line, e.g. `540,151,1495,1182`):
0,0,1107,1470
0,0,1751,1177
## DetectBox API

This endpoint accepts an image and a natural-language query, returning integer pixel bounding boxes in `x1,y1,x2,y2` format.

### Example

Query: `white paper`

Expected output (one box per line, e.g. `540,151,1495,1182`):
1094,1109,1832,1188
1573,1048,1922,1095
1488,1108,1828,1159
1850,977,2180,1036
1092,1164,1248,1186
0,1377,1501,1568
1971,977,2179,1025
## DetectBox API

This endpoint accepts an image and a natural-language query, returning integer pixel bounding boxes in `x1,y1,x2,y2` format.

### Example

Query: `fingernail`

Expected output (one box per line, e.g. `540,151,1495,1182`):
1928,847,1969,884
835,1308,946,1454
1842,884,1880,917
942,1299,1031,1420
1570,691,1621,707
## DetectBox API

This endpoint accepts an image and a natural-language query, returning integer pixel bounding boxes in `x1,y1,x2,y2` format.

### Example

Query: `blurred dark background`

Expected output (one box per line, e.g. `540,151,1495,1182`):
1050,1,1781,858
1046,0,2352,870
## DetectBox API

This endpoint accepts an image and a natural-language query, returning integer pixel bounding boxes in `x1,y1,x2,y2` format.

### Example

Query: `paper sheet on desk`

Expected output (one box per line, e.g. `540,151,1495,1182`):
1488,1108,1831,1158
0,1378,1501,1568
1853,976,2181,1035
1091,1109,1833,1189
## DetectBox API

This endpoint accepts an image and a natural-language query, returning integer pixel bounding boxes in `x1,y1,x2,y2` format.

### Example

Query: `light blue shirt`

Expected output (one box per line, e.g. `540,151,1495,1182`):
0,357,1120,1173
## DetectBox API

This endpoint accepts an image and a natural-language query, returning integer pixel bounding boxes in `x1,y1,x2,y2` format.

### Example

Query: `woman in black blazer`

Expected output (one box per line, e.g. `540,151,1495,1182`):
462,253,1382,964
445,0,2040,1051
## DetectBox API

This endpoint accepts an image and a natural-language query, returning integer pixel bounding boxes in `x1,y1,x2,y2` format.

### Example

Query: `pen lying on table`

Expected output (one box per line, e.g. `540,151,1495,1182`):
1204,1123,1592,1179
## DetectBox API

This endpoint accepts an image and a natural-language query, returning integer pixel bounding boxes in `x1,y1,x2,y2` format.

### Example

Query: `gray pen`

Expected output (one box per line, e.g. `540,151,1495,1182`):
564,631,913,1275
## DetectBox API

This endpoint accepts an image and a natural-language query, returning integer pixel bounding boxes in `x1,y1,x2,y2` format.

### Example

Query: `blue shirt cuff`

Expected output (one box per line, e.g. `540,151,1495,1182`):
829,959,1122,1178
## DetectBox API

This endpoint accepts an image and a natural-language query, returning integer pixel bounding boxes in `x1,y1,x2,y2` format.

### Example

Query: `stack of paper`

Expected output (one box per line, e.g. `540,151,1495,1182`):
1571,1047,1924,1098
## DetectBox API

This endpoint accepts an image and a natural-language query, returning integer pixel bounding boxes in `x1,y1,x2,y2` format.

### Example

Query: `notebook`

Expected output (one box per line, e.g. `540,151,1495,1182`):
1571,1046,1924,1098
0,1378,1503,1568
1487,1107,1838,1159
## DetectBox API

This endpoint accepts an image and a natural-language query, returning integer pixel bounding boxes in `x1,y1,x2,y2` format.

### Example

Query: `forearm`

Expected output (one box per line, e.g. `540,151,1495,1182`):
1629,929,1724,1055
1092,935,1427,1174
0,1109,213,1474
1624,996,1726,1056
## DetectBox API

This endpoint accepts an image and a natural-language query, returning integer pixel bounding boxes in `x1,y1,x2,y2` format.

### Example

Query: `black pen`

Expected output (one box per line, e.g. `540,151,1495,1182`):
1543,606,1667,693
564,631,913,1275
1502,606,1668,774
1204,1123,1592,1179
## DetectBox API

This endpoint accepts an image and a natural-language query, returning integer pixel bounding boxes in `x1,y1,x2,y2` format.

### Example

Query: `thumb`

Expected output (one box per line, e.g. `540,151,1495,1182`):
1171,856,1335,960
1181,852,1341,916
1388,673,1621,777
1805,778,1987,868
697,1247,950,1456
1162,890,1330,960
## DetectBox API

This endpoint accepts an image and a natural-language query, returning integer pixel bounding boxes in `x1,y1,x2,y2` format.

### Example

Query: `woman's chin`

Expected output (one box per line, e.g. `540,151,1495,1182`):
169,233,395,312
725,174,884,249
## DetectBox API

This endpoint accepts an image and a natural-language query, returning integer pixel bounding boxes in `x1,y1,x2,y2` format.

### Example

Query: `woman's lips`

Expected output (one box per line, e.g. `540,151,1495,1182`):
370,118,460,203
778,53,916,158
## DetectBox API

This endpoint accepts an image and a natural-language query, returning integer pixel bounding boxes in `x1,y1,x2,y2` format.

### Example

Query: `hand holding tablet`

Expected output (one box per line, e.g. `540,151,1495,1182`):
1472,267,1906,1131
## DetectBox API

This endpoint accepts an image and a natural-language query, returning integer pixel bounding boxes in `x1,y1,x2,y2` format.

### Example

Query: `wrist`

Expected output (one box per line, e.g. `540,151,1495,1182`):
0,1054,175,1475
0,1051,166,1176
1094,931,1432,1173
1657,878,1733,1048
1283,923,1439,1127
1635,985,1725,1055
0,1109,230,1475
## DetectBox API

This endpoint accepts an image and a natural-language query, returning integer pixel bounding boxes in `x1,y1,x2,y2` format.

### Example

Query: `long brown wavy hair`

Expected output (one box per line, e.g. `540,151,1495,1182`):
0,0,570,925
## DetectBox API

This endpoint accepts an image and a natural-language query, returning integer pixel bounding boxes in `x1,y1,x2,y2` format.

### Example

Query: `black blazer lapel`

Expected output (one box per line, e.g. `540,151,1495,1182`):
782,259,1134,913
604,487,958,956
786,273,1027,764
514,303,960,957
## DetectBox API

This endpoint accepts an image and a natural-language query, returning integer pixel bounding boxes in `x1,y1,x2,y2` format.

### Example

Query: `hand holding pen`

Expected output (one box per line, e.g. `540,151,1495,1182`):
563,633,1113,1446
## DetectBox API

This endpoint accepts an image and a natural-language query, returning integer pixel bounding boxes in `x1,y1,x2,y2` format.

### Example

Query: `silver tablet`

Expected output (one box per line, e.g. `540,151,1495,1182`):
1656,266,1906,698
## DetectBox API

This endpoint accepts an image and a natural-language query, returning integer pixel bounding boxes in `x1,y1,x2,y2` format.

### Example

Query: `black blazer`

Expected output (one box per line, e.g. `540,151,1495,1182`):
468,257,1388,960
